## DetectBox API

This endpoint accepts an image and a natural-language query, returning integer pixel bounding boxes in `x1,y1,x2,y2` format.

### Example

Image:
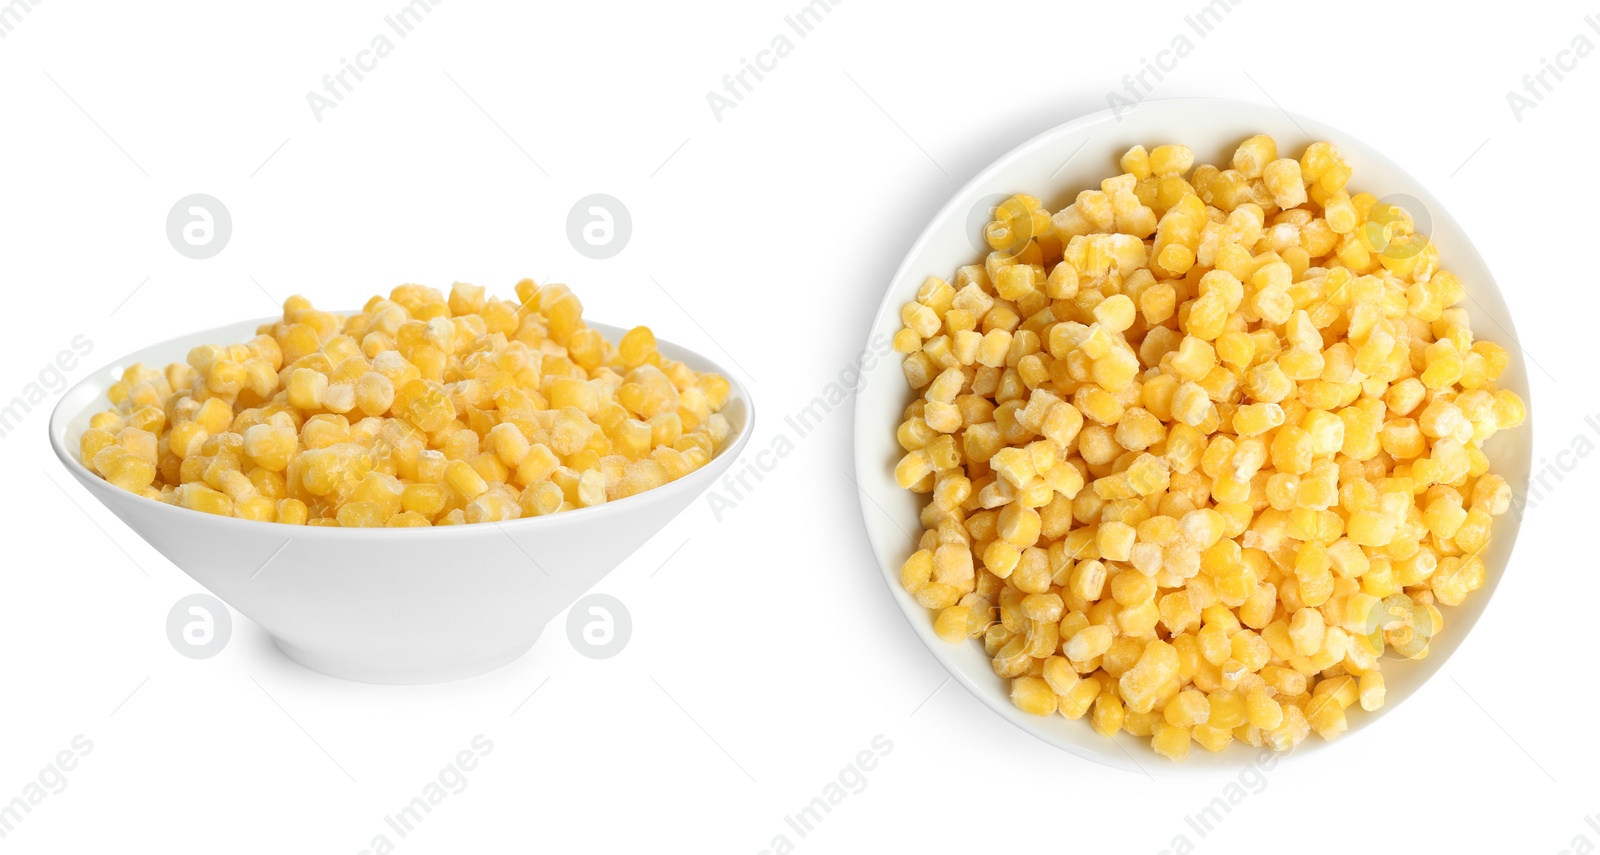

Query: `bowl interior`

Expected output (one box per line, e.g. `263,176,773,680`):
50,315,755,533
852,97,1533,774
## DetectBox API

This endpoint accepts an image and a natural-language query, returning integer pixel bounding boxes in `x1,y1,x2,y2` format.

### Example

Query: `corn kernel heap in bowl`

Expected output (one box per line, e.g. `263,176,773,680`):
892,135,1526,760
78,279,733,526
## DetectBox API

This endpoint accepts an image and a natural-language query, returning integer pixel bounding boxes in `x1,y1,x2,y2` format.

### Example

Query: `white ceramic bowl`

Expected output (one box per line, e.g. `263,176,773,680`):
852,98,1533,773
50,318,755,684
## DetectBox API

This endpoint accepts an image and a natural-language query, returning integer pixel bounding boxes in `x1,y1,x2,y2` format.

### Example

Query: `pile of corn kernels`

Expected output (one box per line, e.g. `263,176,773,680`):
80,280,732,526
892,135,1525,760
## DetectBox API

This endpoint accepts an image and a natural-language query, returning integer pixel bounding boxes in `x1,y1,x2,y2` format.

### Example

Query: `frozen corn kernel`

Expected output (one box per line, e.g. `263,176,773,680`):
285,368,327,410
242,424,297,472
1262,158,1307,208
934,605,971,643
336,501,387,528
81,282,730,525
106,455,157,492
1058,675,1102,720
1232,135,1277,179
1258,703,1306,752
178,483,233,516
1065,624,1113,662
444,459,489,501
1232,403,1284,437
1010,676,1058,716
400,483,446,518
1149,144,1194,176
519,480,564,517
354,371,395,417
276,498,308,525
1164,689,1210,727
894,134,1527,761
1150,722,1191,761
1091,692,1125,737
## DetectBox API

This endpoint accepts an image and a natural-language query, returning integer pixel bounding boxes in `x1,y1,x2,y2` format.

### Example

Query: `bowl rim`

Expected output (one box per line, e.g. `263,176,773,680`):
850,95,1533,772
49,313,757,536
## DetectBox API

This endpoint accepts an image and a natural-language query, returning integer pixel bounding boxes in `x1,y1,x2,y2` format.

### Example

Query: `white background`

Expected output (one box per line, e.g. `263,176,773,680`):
2,0,1596,852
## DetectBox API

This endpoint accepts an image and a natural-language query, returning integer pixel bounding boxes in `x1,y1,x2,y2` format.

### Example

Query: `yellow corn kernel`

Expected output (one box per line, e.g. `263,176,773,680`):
1289,608,1325,656
1055,675,1099,720
1120,145,1151,179
336,501,387,527
1232,403,1284,437
1149,144,1194,176
1245,686,1283,730
1185,293,1228,341
934,605,971,643
1096,521,1135,562
1262,158,1306,208
1150,722,1191,761
616,325,656,368
1120,639,1179,714
397,483,443,518
81,428,120,464
397,379,456,432
1345,509,1396,547
1492,389,1526,428
1170,382,1212,427
1091,692,1125,737
1064,623,1113,663
283,367,327,411
1358,672,1385,712
443,459,488,501
1324,192,1357,234
275,498,308,525
354,371,395,416
242,424,296,472
177,483,233,516
1169,336,1216,382
1306,693,1348,741
1164,689,1210,727
1453,508,1493,554
105,454,157,492
517,480,562,517
1231,134,1277,179
1264,704,1310,751
1010,676,1058,716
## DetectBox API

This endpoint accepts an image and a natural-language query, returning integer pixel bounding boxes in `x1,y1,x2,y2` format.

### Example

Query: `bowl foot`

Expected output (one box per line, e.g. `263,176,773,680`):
270,634,540,685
